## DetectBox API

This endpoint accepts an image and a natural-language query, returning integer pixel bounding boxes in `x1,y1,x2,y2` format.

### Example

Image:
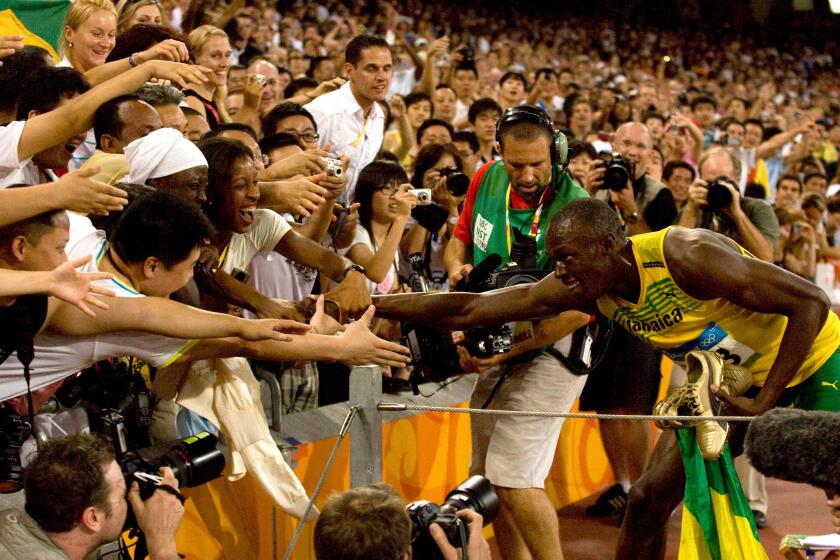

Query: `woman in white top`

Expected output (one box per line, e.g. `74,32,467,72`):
347,160,418,390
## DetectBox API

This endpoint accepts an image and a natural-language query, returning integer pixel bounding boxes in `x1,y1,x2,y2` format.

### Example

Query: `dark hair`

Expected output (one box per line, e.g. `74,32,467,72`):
93,94,142,149
416,118,454,144
499,120,553,151
568,139,597,161
202,122,258,142
0,46,51,114
181,106,205,119
0,206,67,249
690,95,717,112
24,434,114,533
345,34,390,66
378,150,400,164
802,192,827,211
197,137,254,220
804,172,828,185
777,174,802,193
112,190,214,268
535,67,557,81
107,24,184,62
642,111,666,126
499,71,527,90
314,483,410,560
411,143,464,189
352,160,408,234
744,118,765,134
404,91,432,111
452,130,479,153
721,117,745,131
744,182,766,199
549,198,626,248
260,132,304,157
285,76,318,99
88,182,156,235
307,55,332,77
468,97,502,124
262,102,317,136
727,96,751,110
663,160,697,182
16,67,89,120
453,60,478,78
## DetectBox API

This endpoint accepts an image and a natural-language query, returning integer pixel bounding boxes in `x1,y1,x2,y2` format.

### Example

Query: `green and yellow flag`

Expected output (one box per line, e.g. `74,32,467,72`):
0,0,72,61
676,429,769,560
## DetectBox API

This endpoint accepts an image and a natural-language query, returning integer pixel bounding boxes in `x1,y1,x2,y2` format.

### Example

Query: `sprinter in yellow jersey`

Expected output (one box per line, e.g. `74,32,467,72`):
374,198,840,560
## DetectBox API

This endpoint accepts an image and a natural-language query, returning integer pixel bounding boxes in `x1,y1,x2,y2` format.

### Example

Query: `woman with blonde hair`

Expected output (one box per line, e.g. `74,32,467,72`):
184,25,233,129
116,0,167,34
60,0,117,72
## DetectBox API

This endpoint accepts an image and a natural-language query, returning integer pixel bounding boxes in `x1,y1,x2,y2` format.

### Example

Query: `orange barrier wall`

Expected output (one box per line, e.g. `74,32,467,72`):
172,360,673,559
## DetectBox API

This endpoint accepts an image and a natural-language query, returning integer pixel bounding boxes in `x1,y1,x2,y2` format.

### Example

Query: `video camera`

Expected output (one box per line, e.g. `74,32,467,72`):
406,475,498,560
459,233,549,358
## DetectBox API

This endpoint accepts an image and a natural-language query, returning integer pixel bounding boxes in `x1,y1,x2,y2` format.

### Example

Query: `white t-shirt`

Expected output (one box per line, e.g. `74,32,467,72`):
0,121,42,188
246,213,317,303
349,225,399,295
219,209,291,275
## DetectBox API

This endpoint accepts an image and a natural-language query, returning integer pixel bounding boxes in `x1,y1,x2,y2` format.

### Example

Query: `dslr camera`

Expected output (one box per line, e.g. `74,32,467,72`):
600,154,635,192
705,178,735,210
407,475,499,560
120,431,225,504
440,167,469,197
0,404,30,493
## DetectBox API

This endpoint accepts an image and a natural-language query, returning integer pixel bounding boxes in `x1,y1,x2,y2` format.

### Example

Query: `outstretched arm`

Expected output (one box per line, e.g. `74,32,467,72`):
44,295,305,342
666,228,830,414
373,273,589,330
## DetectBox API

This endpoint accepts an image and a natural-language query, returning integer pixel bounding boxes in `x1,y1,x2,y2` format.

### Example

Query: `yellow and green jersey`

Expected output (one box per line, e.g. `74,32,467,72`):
596,227,840,387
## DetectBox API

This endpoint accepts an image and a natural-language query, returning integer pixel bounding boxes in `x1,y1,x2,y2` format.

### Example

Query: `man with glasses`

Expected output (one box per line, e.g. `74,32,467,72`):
262,102,321,150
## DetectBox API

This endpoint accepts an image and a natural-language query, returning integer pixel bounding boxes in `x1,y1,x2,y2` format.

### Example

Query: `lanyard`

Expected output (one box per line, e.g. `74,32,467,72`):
504,183,551,255
350,114,371,149
217,240,231,269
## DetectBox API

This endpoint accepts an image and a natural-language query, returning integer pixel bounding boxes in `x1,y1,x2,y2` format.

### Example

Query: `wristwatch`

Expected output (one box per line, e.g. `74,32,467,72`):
623,210,641,224
343,263,366,278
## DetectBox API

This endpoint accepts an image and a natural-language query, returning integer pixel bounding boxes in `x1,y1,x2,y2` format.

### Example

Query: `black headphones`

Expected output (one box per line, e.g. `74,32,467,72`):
495,105,569,168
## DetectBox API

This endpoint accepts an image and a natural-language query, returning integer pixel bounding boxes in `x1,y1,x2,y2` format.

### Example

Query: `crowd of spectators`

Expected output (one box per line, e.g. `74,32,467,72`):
0,0,839,556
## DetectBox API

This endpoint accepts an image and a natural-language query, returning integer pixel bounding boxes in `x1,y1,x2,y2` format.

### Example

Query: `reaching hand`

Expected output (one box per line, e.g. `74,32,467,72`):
389,95,406,119
448,264,474,290
127,467,184,560
238,317,311,342
137,39,189,64
261,175,328,217
243,74,267,108
147,60,210,89
264,151,328,179
56,167,129,216
48,256,115,317
255,297,307,322
310,295,344,336
338,306,411,367
326,270,372,322
429,510,491,560
0,35,23,65
310,77,347,99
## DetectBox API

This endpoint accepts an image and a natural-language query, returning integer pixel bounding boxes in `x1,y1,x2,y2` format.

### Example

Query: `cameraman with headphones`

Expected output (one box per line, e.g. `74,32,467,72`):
0,433,184,560
443,105,590,560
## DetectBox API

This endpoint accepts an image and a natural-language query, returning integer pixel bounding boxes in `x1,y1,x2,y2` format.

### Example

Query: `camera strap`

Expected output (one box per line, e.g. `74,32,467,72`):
503,183,551,255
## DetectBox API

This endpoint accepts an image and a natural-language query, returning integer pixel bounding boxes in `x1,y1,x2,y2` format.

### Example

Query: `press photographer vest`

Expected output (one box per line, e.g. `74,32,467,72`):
469,161,588,269
595,227,840,387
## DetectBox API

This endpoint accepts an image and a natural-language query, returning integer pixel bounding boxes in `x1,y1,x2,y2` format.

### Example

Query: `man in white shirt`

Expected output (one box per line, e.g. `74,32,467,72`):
306,34,393,200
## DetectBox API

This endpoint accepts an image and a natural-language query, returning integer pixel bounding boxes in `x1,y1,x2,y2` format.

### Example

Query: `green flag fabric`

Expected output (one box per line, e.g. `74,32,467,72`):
0,0,72,60
676,429,769,560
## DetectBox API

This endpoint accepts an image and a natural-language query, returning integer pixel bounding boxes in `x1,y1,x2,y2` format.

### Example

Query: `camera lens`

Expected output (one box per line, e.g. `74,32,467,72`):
603,159,631,191
443,475,500,522
441,167,469,197
706,181,733,210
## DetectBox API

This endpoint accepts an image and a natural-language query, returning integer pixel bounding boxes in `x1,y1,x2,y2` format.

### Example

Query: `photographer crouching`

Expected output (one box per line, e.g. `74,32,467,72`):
315,480,493,560
0,433,184,560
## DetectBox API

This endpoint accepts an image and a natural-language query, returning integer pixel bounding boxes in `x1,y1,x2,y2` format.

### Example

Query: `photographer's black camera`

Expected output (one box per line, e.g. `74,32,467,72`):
120,431,225,501
440,167,469,197
0,404,30,493
407,475,499,560
601,154,635,192
706,179,733,210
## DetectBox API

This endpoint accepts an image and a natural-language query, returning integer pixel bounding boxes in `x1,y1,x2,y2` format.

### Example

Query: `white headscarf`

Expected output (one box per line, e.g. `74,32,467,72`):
125,128,207,185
